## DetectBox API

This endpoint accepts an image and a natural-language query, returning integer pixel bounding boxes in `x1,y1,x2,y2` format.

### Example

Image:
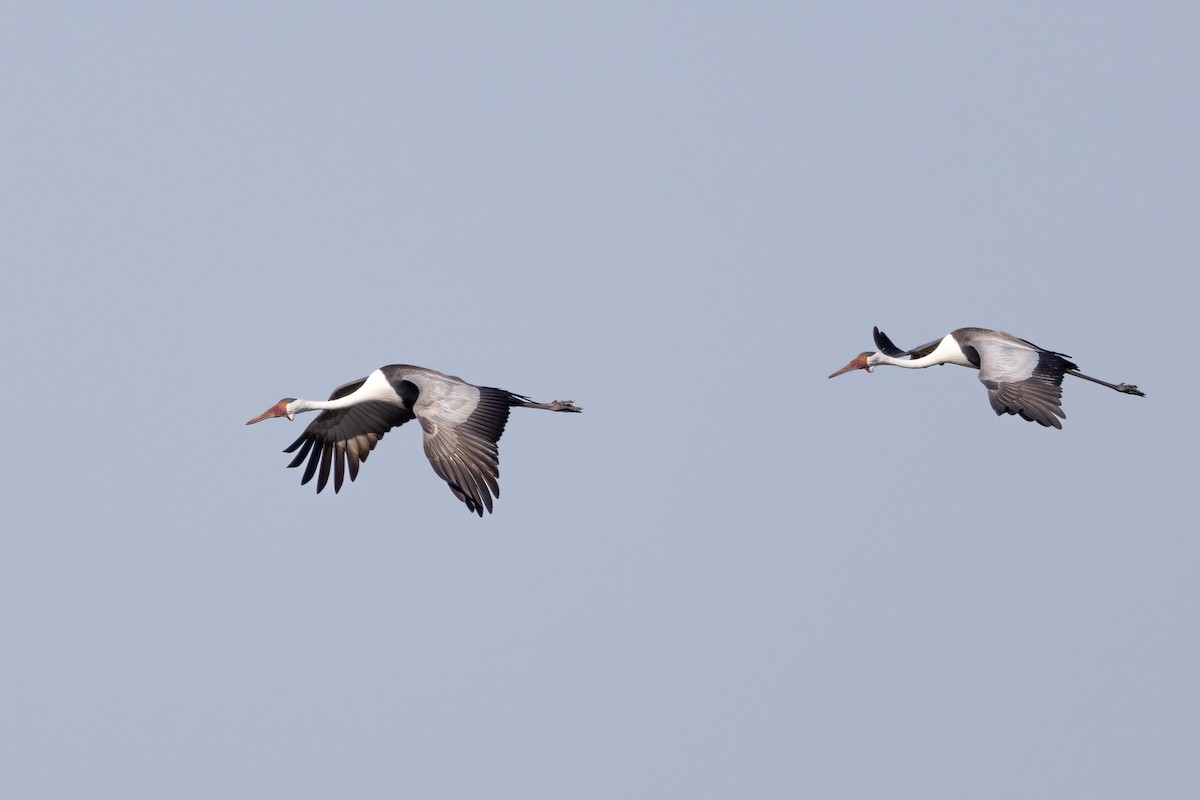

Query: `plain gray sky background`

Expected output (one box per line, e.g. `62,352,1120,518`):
2,3,1198,798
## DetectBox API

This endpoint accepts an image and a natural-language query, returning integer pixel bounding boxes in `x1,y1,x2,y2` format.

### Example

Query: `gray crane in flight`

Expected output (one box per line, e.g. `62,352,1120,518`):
829,326,1144,428
247,365,582,514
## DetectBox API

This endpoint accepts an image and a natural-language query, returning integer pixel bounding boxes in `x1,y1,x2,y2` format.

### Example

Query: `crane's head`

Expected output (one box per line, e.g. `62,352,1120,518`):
828,352,876,378
246,398,297,424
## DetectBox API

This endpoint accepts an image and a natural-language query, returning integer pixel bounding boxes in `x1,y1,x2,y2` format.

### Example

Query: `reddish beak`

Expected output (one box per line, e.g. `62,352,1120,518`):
246,402,286,425
828,354,869,379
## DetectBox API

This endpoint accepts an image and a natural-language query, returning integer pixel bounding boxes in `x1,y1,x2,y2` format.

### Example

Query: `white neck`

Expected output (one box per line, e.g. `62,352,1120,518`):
868,334,974,370
284,369,401,416
285,396,357,416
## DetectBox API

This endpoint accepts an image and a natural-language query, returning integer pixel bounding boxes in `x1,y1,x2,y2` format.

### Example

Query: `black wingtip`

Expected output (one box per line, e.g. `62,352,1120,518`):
872,326,906,358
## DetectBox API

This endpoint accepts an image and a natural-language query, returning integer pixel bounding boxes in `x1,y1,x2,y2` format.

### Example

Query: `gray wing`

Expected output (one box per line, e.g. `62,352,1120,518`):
407,373,515,516
971,337,1074,428
284,378,416,493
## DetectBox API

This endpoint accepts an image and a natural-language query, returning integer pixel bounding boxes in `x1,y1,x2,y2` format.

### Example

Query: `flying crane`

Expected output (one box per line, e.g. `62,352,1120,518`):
248,365,581,514
829,327,1144,428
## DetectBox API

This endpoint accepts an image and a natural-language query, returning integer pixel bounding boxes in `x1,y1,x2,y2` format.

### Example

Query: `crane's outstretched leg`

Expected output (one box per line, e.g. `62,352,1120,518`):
513,397,583,412
1067,370,1145,397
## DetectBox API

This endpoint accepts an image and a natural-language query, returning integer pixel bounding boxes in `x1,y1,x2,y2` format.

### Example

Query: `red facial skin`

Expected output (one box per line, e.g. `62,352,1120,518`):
828,353,871,379
245,401,289,425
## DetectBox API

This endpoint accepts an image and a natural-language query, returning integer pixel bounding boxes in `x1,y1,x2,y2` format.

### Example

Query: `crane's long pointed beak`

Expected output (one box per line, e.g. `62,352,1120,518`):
246,402,286,425
828,353,870,379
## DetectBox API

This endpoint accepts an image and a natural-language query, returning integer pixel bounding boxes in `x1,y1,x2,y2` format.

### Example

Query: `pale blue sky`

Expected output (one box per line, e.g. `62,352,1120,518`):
2,3,1197,798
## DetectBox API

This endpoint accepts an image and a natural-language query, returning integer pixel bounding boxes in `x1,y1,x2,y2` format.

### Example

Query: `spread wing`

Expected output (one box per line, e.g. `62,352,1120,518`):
416,385,515,516
283,378,416,493
972,338,1077,428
